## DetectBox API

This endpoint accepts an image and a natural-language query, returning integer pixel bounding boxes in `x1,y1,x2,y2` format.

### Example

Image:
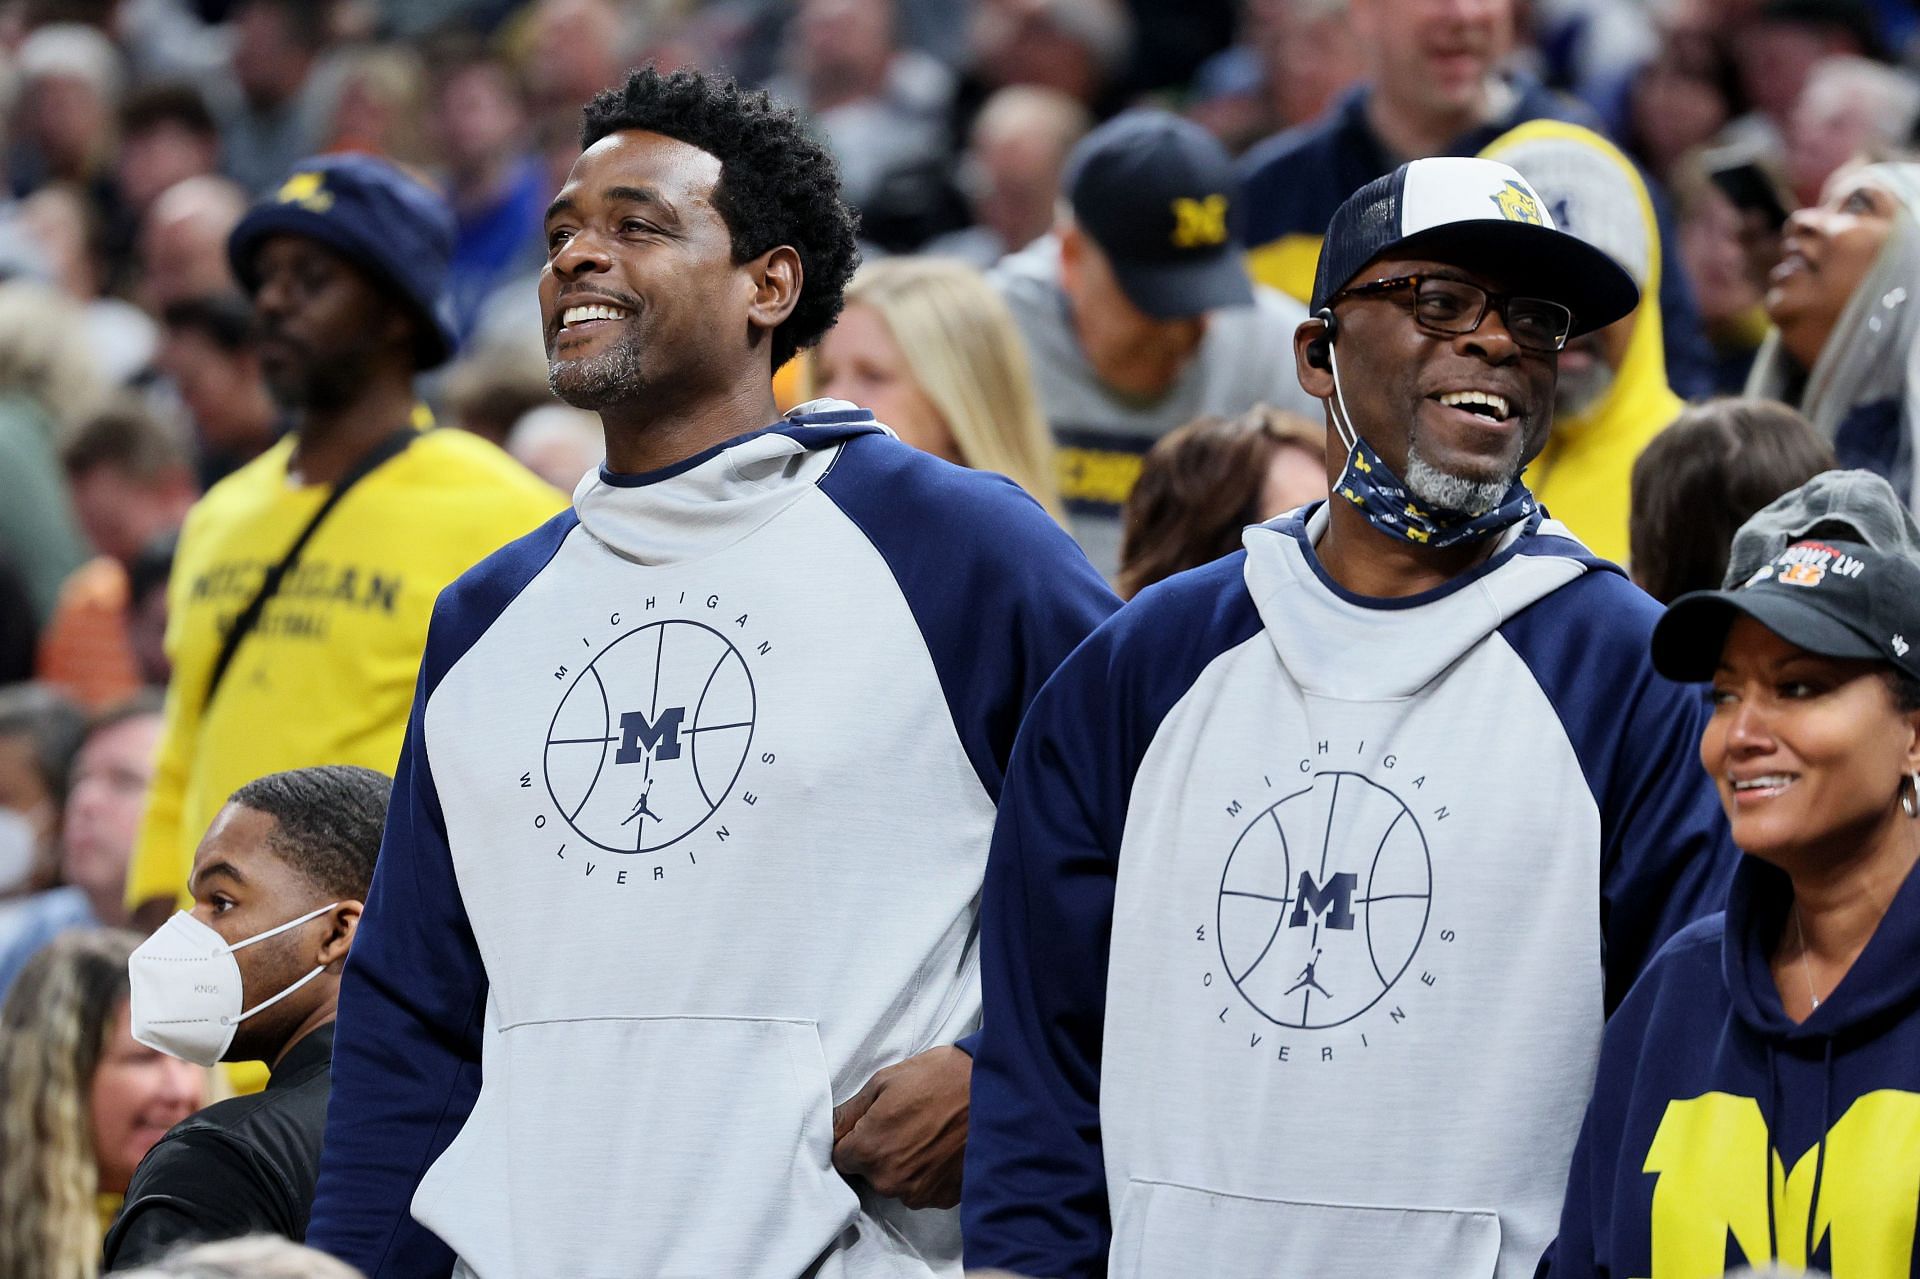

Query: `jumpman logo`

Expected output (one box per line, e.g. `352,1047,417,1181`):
621,782,662,826
1285,949,1330,998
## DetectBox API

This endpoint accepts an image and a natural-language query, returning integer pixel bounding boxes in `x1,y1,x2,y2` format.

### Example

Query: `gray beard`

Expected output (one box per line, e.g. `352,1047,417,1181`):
548,337,645,410
1404,444,1515,516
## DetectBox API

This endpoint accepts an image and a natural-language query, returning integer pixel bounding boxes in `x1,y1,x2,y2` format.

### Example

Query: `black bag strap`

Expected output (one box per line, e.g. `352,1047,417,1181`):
202,428,417,710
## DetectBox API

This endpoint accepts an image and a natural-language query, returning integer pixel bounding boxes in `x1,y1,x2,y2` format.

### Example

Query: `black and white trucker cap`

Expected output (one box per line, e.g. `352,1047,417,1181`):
1310,156,1640,338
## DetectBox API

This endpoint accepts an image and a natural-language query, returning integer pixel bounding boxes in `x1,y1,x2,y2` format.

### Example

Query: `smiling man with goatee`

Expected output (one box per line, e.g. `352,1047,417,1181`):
964,158,1739,1279
305,66,1114,1279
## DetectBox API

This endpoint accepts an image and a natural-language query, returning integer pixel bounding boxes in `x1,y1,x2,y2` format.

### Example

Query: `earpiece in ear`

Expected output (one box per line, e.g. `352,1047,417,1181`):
1307,307,1338,370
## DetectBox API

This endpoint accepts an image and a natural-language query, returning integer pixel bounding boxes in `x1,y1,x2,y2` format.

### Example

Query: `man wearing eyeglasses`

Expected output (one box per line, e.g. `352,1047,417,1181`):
961,157,1739,1279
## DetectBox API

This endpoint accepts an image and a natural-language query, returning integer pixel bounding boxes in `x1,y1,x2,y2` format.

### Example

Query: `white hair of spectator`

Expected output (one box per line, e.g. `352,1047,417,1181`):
507,403,607,492
117,1234,365,1279
1034,0,1134,79
17,23,124,103
1800,56,1920,149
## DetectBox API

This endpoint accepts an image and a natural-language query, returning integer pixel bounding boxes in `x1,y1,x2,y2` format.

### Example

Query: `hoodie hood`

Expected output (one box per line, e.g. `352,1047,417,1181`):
571,401,884,566
1241,500,1615,699
1724,851,1920,1045
1480,121,1683,563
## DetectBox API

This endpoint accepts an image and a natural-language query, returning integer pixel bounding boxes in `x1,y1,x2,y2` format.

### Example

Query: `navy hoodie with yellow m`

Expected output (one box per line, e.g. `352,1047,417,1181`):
1550,850,1920,1278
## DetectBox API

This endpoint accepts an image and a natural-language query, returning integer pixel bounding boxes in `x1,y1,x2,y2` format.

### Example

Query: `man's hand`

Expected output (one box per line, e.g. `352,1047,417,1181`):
831,1044,971,1210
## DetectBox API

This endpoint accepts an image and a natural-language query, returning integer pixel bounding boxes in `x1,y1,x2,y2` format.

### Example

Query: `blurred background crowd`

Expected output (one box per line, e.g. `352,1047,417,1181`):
0,0,1916,1274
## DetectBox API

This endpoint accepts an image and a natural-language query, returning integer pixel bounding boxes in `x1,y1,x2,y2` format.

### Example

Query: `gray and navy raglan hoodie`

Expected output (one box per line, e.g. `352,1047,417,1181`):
304,405,1117,1278
963,501,1737,1279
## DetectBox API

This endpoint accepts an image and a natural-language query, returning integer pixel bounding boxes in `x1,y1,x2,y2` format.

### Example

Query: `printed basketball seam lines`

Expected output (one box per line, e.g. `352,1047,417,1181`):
1232,894,1294,988
689,645,736,810
1218,787,1301,1018
544,619,757,855
568,666,613,826
1363,808,1407,988
1316,772,1340,883
650,622,665,719
1218,770,1433,1031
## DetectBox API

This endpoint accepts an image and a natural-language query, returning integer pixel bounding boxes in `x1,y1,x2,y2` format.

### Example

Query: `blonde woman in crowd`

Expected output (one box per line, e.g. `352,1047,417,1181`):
812,256,1066,521
0,929,202,1279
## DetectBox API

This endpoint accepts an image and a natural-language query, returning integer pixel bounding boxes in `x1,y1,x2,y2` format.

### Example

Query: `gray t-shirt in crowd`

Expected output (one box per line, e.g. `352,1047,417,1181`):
990,236,1320,577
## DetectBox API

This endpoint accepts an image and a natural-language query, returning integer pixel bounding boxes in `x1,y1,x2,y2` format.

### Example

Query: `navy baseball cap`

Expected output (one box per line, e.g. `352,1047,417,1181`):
1065,110,1254,319
1652,536,1920,684
229,154,461,369
1311,157,1639,338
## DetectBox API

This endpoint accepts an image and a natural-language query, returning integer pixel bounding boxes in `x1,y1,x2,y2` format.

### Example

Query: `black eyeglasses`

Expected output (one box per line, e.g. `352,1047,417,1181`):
1331,274,1574,352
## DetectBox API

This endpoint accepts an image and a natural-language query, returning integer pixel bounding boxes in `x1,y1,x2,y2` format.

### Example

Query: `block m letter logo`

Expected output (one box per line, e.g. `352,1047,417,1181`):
1289,870,1357,930
1644,1090,1920,1277
615,707,686,763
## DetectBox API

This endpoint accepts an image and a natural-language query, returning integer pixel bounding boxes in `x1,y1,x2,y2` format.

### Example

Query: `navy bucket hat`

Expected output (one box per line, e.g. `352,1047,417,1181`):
229,154,461,369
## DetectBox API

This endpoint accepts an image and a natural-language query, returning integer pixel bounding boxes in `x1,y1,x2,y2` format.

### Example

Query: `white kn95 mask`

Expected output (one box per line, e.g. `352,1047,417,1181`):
129,902,340,1067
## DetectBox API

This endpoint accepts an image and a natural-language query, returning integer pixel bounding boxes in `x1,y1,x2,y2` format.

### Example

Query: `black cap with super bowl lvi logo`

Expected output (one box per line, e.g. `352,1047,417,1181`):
1064,108,1255,320
1651,536,1920,685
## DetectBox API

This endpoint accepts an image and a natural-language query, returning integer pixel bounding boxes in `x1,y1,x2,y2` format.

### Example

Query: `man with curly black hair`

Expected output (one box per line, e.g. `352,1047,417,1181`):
306,65,1116,1279
541,66,861,441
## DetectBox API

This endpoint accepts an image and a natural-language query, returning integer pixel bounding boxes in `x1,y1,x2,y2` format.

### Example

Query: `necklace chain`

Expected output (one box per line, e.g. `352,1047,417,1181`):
1794,902,1822,1011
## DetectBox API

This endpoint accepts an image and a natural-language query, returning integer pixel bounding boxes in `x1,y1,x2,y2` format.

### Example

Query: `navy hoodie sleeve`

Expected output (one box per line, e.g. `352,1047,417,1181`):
821,438,1116,1063
1545,1081,1609,1279
306,513,577,1278
1539,916,1718,1279
818,433,1118,801
964,555,1263,1277
1499,565,1737,1009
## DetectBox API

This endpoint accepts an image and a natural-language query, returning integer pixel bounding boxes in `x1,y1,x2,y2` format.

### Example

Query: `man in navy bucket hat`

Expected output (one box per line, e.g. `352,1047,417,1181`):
227,153,461,371
124,154,561,938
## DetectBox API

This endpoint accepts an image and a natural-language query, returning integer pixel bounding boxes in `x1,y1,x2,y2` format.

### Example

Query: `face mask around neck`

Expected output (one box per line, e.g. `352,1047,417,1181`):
1324,340,1536,548
128,901,340,1067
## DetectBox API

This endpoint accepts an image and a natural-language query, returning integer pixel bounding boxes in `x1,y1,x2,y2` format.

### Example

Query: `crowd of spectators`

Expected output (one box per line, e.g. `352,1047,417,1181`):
0,0,1916,1274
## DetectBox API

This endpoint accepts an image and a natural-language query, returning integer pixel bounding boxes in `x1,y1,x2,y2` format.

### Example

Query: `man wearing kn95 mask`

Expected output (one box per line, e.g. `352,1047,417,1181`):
107,765,389,1270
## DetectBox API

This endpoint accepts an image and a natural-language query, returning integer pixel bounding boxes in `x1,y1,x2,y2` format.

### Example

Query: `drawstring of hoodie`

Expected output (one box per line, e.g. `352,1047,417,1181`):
1804,1038,1835,1265
1763,1034,1839,1267
1765,1042,1780,1262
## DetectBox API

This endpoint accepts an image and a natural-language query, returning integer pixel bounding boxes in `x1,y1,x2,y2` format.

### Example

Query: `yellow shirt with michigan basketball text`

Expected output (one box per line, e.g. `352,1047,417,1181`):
128,429,565,910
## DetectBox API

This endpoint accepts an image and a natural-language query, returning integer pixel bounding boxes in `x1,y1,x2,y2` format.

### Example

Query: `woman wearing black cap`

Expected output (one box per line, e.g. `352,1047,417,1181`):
1548,532,1920,1278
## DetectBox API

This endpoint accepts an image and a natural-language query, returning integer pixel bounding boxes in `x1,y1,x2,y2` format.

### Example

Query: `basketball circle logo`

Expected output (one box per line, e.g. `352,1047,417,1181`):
543,619,756,854
1216,771,1431,1029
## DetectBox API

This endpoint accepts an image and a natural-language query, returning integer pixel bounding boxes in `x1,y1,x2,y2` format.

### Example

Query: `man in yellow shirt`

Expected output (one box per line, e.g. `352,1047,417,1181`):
129,155,563,925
